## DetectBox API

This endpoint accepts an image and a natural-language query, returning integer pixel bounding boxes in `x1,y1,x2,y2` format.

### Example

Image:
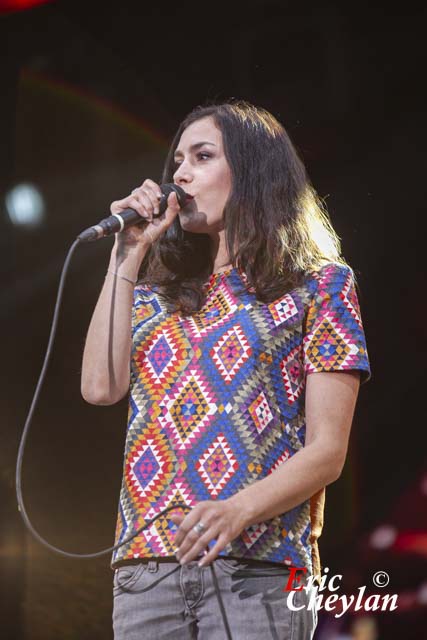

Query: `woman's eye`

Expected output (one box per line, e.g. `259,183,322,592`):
173,152,211,170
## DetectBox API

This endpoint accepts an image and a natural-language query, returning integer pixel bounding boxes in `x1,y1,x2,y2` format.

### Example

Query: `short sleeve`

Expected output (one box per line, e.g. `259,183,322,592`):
131,284,159,336
303,263,371,383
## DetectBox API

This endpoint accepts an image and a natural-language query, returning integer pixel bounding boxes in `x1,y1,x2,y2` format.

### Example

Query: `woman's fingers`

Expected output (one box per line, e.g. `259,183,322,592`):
140,179,162,207
131,181,162,219
171,507,206,548
164,191,180,221
111,189,155,221
110,178,158,216
171,500,245,566
198,535,228,567
176,529,213,565
110,181,180,247
173,514,215,564
133,191,155,221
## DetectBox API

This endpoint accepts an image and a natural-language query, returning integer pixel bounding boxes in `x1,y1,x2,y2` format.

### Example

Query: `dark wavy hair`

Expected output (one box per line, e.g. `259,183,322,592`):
139,101,345,315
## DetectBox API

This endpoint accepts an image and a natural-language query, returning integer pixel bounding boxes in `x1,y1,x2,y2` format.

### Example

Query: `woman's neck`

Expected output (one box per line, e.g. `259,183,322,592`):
211,230,231,274
213,262,232,275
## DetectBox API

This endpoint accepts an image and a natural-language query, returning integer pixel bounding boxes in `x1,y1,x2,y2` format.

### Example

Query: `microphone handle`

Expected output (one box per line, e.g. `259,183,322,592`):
78,184,188,243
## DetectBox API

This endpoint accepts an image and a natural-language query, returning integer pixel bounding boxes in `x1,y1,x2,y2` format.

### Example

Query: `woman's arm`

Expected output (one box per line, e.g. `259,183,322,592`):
172,370,361,565
81,241,149,405
81,182,180,405
228,369,360,523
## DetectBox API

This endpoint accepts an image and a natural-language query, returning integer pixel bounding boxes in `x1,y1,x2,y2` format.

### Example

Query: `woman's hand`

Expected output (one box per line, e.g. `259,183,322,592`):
110,179,180,250
170,498,250,567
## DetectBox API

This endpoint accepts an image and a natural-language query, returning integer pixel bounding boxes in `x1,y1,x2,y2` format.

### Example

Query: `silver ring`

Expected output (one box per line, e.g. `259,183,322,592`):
193,521,205,536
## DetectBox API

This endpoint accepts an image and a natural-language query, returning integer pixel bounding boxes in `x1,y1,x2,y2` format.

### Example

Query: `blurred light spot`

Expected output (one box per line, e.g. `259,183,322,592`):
420,473,427,496
5,183,45,227
369,525,397,549
417,582,427,605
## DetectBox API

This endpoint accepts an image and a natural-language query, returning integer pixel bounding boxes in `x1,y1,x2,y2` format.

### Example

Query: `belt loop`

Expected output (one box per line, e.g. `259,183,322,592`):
147,560,158,573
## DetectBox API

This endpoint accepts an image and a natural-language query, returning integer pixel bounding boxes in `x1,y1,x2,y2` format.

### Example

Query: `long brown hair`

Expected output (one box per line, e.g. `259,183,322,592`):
140,101,345,314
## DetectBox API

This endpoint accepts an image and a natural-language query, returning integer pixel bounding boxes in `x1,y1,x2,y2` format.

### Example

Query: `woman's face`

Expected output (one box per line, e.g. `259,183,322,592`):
173,116,232,235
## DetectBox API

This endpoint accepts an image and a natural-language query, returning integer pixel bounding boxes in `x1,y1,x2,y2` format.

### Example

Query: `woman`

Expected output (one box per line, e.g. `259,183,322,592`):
81,101,370,639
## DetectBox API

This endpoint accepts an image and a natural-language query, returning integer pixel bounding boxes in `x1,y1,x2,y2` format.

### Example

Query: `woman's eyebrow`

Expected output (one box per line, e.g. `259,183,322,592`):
174,142,217,158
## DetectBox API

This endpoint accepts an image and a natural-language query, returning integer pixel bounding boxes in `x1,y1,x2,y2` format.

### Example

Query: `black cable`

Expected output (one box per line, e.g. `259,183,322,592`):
210,563,233,640
15,237,233,638
16,239,84,557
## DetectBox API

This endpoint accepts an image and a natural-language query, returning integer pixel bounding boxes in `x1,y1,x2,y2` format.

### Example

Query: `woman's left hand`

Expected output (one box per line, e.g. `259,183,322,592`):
170,498,249,567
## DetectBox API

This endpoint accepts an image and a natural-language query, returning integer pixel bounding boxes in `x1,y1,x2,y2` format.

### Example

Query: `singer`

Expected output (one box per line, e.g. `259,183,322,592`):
81,101,370,639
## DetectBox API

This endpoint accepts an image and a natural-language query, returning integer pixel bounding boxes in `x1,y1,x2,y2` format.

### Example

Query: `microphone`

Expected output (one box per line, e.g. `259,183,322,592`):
77,183,192,243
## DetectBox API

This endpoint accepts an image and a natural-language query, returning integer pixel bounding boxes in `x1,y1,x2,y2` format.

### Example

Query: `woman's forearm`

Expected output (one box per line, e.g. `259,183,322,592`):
172,436,345,568
228,439,341,529
81,240,149,405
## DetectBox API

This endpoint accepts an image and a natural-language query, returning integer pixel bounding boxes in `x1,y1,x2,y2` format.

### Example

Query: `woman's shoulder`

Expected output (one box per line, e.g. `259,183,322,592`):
304,260,355,290
134,280,159,296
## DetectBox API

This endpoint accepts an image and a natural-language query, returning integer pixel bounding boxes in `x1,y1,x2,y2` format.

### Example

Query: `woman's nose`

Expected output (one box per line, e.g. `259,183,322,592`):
173,162,193,184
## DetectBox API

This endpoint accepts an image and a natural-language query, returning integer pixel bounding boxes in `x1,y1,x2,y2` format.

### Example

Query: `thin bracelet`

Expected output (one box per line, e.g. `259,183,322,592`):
106,269,137,285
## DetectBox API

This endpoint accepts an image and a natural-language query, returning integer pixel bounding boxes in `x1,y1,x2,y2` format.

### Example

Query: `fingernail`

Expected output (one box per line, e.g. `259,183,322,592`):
154,207,159,215
198,561,204,568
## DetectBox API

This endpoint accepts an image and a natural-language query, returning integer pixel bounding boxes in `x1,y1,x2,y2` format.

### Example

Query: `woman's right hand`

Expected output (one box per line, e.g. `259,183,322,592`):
110,179,181,251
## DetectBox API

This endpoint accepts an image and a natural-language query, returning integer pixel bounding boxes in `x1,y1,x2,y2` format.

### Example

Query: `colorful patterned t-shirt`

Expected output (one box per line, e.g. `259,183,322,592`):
111,262,370,575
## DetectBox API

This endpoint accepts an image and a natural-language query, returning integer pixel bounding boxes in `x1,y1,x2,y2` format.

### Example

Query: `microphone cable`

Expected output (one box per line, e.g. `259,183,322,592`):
16,236,233,640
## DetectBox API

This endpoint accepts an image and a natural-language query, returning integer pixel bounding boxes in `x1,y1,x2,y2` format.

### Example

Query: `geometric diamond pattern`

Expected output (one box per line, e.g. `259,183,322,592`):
127,438,171,500
210,324,252,382
135,322,191,394
112,263,370,578
241,522,268,549
133,298,159,330
158,370,217,451
340,270,364,328
247,390,274,435
148,335,173,376
269,449,291,473
269,293,299,326
150,484,196,554
186,283,238,338
280,347,305,405
305,313,357,371
133,447,160,489
196,433,239,497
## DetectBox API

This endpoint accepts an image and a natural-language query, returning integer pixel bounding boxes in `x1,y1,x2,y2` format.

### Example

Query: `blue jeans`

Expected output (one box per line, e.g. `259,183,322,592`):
112,557,318,639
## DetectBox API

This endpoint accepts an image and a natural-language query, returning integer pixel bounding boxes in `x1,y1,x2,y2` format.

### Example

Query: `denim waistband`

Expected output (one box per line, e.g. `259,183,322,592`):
113,555,293,571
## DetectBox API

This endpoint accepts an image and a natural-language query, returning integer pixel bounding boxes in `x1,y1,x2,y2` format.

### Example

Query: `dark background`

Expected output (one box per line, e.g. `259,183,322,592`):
1,1,426,638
